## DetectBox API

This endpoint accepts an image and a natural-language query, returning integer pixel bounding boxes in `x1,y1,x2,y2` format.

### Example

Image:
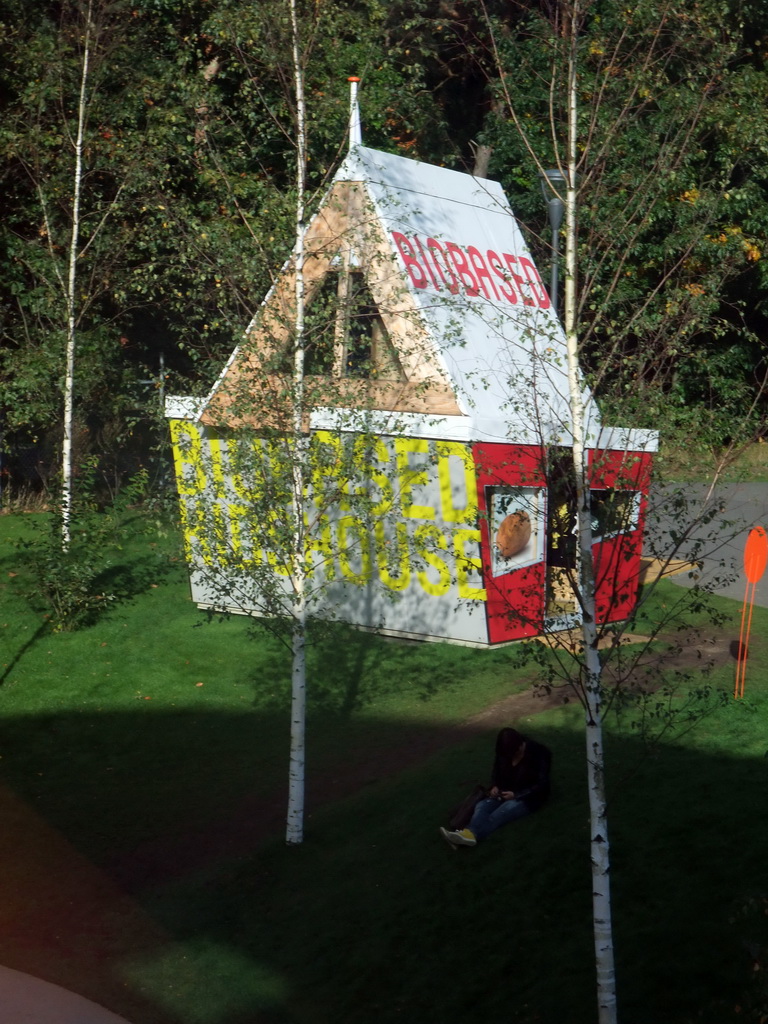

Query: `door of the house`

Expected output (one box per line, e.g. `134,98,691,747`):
544,448,582,632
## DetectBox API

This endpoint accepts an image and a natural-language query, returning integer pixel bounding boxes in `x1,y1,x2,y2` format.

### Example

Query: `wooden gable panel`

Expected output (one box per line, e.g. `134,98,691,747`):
200,373,461,429
201,181,460,428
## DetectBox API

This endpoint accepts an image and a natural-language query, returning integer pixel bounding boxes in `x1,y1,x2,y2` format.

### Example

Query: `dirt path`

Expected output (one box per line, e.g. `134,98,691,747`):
109,627,736,891
107,684,568,892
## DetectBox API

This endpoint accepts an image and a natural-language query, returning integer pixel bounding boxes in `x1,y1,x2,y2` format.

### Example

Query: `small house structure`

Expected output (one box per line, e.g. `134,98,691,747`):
167,110,657,646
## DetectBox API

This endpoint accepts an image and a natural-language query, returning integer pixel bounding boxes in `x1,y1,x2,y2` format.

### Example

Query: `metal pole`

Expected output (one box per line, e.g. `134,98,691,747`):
539,171,566,318
548,196,565,316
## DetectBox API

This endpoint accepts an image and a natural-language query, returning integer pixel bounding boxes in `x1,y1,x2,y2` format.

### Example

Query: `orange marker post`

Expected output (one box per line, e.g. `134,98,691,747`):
734,525,768,699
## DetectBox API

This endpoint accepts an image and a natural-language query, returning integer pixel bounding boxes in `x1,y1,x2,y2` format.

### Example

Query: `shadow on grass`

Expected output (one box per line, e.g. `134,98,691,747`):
0,618,51,686
3,510,186,635
237,619,536,718
0,700,766,1024
0,554,187,687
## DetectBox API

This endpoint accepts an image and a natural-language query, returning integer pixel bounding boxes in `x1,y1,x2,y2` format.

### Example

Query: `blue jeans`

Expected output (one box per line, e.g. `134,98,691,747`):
468,796,530,840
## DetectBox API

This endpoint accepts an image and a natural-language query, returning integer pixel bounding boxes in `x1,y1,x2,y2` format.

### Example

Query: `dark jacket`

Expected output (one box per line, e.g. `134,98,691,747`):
491,736,552,812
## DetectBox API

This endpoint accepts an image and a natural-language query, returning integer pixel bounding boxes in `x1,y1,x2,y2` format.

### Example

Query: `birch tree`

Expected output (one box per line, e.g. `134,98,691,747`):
8,0,98,541
162,0,456,846
285,0,309,845
547,6,617,1017
561,8,616,1018
1,0,164,515
475,1,768,1019
59,0,93,548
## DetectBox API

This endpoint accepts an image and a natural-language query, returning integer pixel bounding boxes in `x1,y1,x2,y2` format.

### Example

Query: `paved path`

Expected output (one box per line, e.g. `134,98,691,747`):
0,782,167,1024
647,481,768,607
0,966,132,1024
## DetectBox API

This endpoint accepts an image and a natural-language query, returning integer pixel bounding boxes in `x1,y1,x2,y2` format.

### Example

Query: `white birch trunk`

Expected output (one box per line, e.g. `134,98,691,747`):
562,8,618,1021
61,0,93,551
285,0,308,846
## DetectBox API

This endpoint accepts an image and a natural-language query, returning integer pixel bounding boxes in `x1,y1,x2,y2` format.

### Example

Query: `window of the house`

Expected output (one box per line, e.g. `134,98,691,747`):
303,271,404,380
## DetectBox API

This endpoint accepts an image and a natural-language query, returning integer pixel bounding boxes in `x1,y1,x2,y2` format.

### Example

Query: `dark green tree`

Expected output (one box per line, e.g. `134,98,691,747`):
473,0,768,455
0,0,185,492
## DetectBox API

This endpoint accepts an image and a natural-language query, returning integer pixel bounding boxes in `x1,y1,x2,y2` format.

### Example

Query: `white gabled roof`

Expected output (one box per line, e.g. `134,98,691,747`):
182,142,620,448
334,145,601,445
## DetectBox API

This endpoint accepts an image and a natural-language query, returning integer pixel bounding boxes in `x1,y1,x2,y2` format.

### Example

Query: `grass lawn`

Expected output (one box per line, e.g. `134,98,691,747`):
0,510,766,1024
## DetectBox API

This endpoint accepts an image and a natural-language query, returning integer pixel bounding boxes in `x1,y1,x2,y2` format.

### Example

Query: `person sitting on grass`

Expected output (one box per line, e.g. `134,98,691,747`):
440,727,551,848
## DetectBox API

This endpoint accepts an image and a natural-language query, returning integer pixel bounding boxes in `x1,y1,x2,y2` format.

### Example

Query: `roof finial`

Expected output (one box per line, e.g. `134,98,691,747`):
348,76,362,151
